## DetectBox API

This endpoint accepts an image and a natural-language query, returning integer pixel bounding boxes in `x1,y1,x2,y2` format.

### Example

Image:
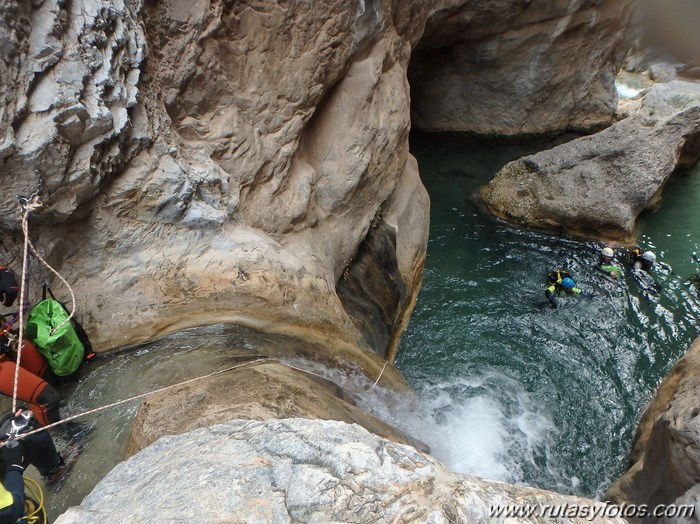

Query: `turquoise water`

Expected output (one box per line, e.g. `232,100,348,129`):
395,132,700,497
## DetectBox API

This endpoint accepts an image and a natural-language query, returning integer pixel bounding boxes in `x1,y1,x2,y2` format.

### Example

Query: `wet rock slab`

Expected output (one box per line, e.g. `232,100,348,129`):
125,359,426,457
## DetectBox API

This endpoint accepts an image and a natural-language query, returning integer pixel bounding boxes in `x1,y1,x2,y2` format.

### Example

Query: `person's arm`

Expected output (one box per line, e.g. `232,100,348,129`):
0,470,24,523
545,286,558,308
0,442,25,523
605,265,620,278
596,262,620,278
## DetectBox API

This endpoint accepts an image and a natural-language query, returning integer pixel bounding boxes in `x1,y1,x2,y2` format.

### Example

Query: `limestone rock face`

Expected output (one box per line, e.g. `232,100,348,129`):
479,81,700,243
0,1,430,374
0,0,148,228
56,419,628,524
605,336,700,522
409,0,635,136
125,359,427,457
337,155,429,360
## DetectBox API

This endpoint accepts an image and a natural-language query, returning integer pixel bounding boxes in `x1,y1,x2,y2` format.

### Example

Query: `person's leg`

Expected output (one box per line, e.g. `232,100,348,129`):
18,430,62,476
0,359,61,425
33,384,61,425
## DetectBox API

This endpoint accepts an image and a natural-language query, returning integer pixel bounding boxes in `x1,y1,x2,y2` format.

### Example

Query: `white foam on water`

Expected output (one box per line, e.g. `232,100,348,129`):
402,374,558,485
615,82,643,99
278,357,573,490
426,393,515,481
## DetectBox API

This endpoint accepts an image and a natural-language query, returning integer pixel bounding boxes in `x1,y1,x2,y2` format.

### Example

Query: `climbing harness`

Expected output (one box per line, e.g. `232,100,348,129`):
0,410,47,523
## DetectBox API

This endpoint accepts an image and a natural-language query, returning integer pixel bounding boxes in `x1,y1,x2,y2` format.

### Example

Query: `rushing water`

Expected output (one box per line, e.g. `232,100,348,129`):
394,132,700,498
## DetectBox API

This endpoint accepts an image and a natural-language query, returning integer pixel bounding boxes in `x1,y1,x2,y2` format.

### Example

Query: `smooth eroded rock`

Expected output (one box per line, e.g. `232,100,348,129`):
479,81,700,243
0,1,431,377
125,359,426,457
605,336,700,522
56,419,629,524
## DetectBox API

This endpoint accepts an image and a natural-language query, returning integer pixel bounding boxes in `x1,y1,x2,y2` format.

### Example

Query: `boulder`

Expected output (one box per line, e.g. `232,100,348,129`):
56,419,629,524
409,0,635,136
605,336,700,522
479,81,700,243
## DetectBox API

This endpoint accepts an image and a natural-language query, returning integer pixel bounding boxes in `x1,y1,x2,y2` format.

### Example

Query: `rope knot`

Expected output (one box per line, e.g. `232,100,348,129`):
17,194,44,214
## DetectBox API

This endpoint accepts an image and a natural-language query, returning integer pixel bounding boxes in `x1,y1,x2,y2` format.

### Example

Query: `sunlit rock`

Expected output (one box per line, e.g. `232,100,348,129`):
479,81,700,243
56,419,628,524
0,1,430,376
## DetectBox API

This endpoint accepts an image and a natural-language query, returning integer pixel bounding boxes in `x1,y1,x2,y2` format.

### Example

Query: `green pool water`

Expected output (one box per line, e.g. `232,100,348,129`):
394,132,700,497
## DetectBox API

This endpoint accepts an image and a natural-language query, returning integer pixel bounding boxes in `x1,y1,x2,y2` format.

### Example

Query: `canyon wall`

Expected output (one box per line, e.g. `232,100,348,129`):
409,0,635,136
606,336,700,524
0,0,431,379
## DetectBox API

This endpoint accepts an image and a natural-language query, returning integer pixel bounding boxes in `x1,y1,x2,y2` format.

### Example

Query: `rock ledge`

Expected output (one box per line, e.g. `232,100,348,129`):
56,419,627,523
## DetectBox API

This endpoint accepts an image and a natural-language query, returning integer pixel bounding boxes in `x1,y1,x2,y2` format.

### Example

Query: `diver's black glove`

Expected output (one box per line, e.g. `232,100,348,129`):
1,441,25,473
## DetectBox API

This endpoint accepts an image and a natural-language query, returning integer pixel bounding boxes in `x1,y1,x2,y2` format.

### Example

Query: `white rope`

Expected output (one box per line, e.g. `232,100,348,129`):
11,195,78,412
369,360,389,390
13,355,393,441
11,200,37,413
6,194,397,446
26,233,77,334
18,195,76,328
14,357,273,441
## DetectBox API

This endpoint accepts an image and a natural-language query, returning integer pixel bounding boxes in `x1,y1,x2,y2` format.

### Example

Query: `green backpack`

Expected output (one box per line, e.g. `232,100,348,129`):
26,299,84,377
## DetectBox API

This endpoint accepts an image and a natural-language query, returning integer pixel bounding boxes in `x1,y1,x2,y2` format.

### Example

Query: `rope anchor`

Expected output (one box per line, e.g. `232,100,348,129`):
11,196,77,413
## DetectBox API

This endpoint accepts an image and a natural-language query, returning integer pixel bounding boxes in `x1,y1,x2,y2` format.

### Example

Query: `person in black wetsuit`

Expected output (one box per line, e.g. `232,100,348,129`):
0,410,67,524
629,248,661,294
545,271,582,308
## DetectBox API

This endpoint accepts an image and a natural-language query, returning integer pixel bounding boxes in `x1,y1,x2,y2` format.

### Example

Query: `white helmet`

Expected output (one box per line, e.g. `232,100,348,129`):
642,251,656,263
601,247,614,257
